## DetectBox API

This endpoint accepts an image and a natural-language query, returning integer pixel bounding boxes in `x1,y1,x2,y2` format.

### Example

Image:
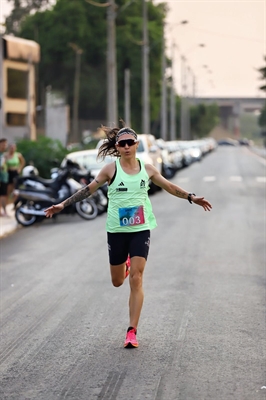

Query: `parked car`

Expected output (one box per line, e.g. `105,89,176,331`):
217,138,238,146
175,141,193,167
61,149,114,177
178,140,202,163
156,138,177,178
165,141,183,171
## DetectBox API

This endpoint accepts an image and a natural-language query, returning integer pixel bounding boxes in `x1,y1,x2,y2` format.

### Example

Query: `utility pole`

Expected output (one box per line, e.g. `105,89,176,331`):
170,40,176,141
27,54,32,139
0,35,4,136
142,0,150,134
160,24,167,141
186,65,191,140
124,68,131,126
180,55,187,140
107,0,118,126
70,43,83,142
163,20,188,141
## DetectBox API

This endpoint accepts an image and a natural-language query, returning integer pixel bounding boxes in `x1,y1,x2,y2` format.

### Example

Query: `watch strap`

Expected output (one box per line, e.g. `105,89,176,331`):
188,193,196,204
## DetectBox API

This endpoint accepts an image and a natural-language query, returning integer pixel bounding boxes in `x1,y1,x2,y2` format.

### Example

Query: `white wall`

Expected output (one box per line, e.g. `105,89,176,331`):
45,105,69,146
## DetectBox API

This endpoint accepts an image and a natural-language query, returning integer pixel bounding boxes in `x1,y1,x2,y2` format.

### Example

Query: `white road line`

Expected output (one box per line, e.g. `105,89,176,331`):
256,177,266,183
230,176,243,182
203,176,216,182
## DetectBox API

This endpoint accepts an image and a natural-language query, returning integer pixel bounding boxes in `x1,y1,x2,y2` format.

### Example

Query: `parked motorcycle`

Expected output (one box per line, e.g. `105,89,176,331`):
14,162,98,227
51,161,108,215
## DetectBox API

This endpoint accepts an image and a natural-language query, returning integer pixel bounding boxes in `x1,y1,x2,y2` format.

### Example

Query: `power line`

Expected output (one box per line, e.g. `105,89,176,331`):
190,26,264,43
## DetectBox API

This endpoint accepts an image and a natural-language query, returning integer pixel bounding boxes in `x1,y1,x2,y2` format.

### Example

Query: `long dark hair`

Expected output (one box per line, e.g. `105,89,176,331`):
97,126,121,160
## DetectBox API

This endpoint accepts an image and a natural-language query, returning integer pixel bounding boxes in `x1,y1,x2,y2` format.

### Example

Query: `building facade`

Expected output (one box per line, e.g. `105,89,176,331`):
0,35,40,141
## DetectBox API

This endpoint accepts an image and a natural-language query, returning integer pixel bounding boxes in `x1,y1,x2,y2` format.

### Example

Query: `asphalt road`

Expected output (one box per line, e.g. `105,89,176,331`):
0,146,265,400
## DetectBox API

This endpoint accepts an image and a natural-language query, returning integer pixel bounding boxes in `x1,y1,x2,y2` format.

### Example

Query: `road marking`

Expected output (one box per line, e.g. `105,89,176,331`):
177,310,191,342
230,176,243,182
203,176,216,182
256,177,266,183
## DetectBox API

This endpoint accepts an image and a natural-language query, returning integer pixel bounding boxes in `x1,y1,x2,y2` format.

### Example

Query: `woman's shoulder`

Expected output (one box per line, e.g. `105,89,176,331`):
143,162,156,175
103,159,117,175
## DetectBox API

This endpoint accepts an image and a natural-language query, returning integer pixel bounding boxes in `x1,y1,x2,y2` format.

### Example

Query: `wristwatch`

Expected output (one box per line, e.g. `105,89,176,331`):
187,193,196,204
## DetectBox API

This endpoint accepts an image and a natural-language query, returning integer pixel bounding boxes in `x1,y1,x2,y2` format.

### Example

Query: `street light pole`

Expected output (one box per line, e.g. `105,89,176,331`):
160,23,167,141
170,40,176,141
142,0,150,134
180,55,188,140
107,0,118,125
161,20,188,141
180,44,206,140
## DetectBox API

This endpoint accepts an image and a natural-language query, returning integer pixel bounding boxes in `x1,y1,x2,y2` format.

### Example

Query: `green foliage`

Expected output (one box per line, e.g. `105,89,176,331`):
16,136,69,178
16,0,167,133
190,103,220,138
258,56,266,92
257,56,266,138
259,103,266,128
5,0,51,35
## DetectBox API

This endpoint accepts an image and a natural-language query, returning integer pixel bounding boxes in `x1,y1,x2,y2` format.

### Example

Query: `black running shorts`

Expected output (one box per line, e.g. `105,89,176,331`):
107,230,150,265
0,182,8,196
8,170,19,185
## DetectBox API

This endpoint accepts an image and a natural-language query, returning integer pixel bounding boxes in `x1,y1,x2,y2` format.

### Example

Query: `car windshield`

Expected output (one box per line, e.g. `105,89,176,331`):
67,153,114,170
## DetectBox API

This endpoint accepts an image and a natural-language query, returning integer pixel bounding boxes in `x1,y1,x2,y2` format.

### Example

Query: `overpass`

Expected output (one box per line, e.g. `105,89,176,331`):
192,97,265,133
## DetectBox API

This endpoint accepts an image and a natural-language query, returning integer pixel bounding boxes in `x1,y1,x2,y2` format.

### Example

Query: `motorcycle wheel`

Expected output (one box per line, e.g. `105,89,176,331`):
94,189,108,215
76,199,98,220
15,205,37,226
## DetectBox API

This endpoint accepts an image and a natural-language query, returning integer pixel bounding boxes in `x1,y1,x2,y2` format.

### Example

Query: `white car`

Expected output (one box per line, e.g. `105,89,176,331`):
61,149,114,177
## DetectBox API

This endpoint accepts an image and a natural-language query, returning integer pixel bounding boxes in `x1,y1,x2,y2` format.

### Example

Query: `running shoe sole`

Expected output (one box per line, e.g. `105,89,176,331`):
124,342,139,348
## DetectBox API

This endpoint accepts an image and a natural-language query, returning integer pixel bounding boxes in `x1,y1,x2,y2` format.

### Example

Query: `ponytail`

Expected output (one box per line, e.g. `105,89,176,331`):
97,126,120,160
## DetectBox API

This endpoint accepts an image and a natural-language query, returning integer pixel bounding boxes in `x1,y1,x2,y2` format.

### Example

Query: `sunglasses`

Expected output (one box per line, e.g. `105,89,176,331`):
117,139,137,147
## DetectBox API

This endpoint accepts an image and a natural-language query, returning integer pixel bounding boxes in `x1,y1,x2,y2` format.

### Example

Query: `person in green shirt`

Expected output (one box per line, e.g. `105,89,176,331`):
5,143,25,201
44,125,212,348
0,138,9,217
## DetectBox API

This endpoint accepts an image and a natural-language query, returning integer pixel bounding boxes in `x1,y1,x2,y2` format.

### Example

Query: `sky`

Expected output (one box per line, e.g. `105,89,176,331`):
159,0,265,98
0,0,265,98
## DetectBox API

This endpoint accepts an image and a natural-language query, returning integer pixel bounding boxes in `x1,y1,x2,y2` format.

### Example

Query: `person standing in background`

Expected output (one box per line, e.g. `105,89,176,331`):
0,138,9,216
5,143,25,203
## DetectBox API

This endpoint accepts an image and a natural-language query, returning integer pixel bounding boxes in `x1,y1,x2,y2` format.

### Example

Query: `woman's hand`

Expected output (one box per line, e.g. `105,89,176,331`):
44,203,64,218
192,196,212,211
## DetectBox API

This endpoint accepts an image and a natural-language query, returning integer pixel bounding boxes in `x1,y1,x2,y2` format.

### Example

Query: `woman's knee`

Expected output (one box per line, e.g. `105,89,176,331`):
111,277,124,287
129,271,143,289
110,264,125,287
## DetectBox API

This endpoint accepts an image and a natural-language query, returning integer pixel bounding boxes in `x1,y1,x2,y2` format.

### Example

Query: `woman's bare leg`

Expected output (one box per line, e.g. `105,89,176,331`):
128,256,146,328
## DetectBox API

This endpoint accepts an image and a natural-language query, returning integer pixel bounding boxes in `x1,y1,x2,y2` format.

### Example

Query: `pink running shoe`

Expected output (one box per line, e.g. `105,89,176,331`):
125,255,130,279
124,327,138,348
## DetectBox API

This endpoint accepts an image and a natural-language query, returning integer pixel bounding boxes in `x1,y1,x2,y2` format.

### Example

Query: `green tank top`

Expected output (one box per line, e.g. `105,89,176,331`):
6,152,20,168
106,158,157,233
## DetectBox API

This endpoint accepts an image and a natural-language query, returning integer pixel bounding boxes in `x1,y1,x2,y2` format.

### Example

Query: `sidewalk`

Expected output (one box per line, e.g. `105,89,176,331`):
250,146,266,159
0,203,19,239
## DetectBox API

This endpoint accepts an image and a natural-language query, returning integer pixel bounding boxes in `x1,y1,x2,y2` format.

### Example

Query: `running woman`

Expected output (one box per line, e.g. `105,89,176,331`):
44,125,212,348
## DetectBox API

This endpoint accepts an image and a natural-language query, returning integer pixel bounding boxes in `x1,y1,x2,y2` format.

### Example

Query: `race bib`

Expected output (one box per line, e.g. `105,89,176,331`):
118,206,145,227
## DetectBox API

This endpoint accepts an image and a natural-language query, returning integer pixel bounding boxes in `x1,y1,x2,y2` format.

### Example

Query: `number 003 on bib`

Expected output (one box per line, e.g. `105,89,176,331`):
118,206,145,227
